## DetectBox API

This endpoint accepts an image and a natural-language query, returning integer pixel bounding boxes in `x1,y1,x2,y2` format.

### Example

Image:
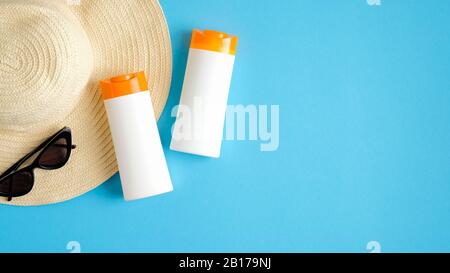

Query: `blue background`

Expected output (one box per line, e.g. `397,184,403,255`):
1,0,449,253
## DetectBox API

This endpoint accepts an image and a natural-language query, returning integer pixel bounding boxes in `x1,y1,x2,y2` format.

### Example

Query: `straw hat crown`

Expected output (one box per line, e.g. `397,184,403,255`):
0,1,93,132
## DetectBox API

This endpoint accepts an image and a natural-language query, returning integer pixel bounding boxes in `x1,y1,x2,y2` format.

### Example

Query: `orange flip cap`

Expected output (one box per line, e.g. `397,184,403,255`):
190,29,238,55
100,72,149,100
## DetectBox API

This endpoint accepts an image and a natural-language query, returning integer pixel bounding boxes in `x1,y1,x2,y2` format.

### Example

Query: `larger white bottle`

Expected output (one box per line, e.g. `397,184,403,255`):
100,72,173,201
170,29,238,158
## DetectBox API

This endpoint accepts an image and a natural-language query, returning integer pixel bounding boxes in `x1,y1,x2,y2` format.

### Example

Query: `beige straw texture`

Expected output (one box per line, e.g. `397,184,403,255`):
0,0,172,206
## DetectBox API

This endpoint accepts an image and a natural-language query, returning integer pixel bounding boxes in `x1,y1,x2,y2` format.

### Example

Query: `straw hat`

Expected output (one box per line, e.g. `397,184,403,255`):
0,0,172,206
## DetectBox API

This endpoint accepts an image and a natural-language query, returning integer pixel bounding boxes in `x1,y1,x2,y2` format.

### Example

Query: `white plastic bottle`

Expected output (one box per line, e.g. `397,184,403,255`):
100,72,173,201
170,29,238,158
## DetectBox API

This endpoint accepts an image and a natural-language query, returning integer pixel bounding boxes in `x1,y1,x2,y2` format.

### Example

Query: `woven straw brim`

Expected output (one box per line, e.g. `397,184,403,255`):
0,0,172,206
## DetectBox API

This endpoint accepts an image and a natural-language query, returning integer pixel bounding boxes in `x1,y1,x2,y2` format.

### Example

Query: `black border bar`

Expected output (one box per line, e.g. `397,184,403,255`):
1,253,448,272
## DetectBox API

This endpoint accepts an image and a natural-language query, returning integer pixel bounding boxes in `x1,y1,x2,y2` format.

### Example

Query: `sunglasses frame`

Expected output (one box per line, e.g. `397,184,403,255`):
0,127,76,201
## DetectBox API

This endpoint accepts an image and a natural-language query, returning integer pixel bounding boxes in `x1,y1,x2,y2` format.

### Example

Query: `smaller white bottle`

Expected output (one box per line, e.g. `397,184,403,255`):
170,29,238,158
100,72,173,201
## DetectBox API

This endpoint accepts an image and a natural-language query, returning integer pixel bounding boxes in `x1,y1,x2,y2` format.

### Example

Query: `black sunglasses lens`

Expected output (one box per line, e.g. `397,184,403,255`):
38,137,69,168
0,177,10,195
0,172,33,197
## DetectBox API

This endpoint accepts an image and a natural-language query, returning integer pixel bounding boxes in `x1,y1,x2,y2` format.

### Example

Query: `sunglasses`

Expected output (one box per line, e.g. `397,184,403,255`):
0,127,76,201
